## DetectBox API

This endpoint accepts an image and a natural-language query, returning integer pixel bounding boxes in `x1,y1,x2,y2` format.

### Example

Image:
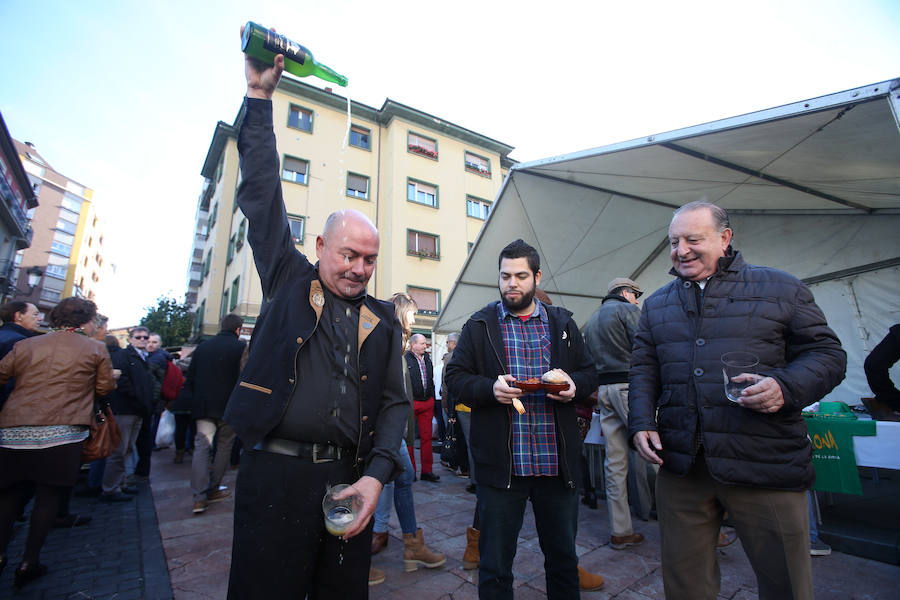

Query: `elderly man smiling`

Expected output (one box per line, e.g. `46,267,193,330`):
628,201,846,600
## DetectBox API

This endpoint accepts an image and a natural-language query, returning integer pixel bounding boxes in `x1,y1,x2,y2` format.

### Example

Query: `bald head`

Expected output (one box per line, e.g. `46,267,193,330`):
316,209,380,298
410,333,427,357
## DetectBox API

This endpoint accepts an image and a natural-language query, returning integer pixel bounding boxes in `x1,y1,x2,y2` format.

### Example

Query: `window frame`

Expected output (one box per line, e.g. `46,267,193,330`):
227,234,236,264
208,202,218,229
236,218,246,248
407,285,441,316
406,229,440,260
349,124,371,150
220,289,229,320
282,155,310,186
407,178,439,208
287,103,314,133
346,172,370,200
230,276,240,311
464,151,492,177
466,195,492,220
407,131,438,160
287,214,305,245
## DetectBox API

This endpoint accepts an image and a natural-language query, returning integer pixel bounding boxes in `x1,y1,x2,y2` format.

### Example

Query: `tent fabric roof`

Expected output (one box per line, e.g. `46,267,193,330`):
435,78,900,334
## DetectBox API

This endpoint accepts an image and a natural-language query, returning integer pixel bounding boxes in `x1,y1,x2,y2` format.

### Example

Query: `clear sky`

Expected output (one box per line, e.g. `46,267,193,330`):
1,0,897,328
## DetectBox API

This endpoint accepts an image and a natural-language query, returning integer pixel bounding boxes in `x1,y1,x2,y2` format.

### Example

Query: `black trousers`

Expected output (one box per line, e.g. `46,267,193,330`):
227,449,372,599
134,412,154,476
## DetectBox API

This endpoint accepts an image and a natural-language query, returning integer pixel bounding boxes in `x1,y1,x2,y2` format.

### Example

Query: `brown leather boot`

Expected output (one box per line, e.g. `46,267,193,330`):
578,565,605,591
402,528,446,572
173,449,184,464
462,526,479,570
367,567,385,586
371,531,388,555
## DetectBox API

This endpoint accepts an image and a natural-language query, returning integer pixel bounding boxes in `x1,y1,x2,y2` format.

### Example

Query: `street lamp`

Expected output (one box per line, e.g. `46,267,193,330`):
2,265,44,300
25,266,44,290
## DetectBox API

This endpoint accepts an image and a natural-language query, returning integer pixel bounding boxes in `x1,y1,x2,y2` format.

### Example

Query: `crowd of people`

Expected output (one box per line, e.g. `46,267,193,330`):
1,30,898,599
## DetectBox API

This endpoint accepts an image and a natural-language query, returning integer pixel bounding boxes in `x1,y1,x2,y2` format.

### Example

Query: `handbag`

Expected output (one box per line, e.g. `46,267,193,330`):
81,400,122,463
440,432,458,468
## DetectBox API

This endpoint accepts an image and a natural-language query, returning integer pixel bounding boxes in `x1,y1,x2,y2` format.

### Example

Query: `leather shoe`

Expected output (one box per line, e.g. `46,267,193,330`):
420,472,440,482
53,514,92,528
610,532,645,549
121,485,139,495
581,491,598,510
371,531,389,554
465,483,477,494
14,561,48,587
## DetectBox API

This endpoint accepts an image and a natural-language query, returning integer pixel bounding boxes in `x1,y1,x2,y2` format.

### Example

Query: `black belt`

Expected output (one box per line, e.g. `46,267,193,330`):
254,438,350,463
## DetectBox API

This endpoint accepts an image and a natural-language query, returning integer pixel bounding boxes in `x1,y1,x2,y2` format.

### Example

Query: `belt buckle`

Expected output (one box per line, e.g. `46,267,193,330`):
312,443,338,463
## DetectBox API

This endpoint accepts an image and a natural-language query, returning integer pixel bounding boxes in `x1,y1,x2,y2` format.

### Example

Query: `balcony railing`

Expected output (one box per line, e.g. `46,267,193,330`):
0,176,31,234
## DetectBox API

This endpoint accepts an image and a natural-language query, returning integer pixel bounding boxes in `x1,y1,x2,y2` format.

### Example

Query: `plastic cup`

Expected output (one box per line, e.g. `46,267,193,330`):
721,351,761,403
322,483,361,537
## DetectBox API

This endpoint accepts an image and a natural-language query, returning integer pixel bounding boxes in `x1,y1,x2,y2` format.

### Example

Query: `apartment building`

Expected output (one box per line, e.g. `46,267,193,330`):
0,112,38,301
190,77,515,338
13,139,111,318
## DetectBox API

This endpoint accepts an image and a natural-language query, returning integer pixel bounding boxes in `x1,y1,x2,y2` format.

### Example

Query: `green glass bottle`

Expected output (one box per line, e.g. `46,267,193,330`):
241,21,348,87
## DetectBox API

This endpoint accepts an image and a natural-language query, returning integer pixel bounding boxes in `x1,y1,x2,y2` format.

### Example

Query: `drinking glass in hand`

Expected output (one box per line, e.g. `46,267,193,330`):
721,351,762,403
322,483,361,537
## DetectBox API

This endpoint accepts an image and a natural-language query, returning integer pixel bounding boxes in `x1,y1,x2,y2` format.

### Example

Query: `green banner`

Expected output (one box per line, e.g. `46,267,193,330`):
804,415,876,495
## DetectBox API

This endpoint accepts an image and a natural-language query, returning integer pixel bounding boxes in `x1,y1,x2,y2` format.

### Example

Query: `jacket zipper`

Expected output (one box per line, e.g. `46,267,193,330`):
473,315,514,489
692,278,711,456
552,322,574,489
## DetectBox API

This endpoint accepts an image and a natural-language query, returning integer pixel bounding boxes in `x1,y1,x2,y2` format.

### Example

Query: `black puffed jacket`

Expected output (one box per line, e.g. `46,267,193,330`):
628,250,846,490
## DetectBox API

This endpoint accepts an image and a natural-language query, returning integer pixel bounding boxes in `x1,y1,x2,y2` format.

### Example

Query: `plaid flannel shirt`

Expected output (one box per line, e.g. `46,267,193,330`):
498,300,558,476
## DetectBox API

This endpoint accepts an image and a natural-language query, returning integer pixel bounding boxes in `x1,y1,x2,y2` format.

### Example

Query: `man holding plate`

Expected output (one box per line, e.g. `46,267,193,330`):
446,238,598,598
629,201,846,600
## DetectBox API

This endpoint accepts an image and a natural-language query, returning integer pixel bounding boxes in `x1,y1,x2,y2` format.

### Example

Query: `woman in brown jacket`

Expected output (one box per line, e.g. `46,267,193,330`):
0,297,115,587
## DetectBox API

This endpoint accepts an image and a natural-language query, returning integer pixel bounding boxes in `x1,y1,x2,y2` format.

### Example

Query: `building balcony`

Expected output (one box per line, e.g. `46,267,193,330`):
0,175,31,236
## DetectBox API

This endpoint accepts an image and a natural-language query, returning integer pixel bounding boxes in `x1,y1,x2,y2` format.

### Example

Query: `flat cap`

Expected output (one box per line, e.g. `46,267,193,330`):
607,277,642,295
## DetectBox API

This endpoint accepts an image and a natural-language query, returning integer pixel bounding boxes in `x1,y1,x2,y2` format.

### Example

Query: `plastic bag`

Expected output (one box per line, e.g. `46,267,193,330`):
155,409,175,448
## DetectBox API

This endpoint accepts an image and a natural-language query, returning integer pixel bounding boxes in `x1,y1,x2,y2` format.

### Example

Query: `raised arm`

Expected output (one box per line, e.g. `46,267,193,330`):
237,26,311,297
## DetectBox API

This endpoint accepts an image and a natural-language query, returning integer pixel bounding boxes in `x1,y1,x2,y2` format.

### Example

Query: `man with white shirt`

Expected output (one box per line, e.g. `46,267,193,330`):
102,327,154,502
405,333,439,482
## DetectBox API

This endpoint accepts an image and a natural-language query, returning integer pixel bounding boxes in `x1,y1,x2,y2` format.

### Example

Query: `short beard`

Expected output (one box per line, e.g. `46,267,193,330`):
501,288,536,313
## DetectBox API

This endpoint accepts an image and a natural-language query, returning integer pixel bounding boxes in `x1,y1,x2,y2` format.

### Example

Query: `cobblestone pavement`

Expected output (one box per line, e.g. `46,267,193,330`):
0,474,171,599
3,445,899,599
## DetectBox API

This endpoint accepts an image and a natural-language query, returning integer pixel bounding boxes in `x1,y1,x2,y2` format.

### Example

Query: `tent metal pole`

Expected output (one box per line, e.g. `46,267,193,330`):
519,170,680,210
630,237,671,282
802,257,900,285
660,141,872,213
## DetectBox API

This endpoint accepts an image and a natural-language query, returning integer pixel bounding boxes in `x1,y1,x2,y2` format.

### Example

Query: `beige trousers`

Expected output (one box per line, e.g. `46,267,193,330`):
598,383,653,536
656,457,812,600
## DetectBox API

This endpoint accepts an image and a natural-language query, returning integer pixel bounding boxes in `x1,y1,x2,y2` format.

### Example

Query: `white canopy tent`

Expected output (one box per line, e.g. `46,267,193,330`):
435,78,900,404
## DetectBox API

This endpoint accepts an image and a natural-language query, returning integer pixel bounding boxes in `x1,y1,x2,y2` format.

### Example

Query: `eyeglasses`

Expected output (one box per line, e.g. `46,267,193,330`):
631,289,643,299
132,335,149,340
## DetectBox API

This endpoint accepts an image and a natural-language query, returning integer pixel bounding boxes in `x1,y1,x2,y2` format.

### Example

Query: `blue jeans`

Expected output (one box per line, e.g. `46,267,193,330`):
457,411,476,481
87,458,106,489
808,492,819,542
478,476,580,600
373,441,417,534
